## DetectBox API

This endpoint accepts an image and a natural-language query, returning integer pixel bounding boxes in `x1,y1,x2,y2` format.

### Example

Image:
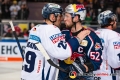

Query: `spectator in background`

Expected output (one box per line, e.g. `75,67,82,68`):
3,25,23,38
85,13,92,25
24,4,29,19
3,24,11,37
116,7,120,22
29,23,35,30
98,0,106,14
113,0,120,13
2,0,11,19
17,4,29,20
14,26,23,37
0,0,2,20
9,0,20,20
22,28,29,39
4,28,13,37
18,0,27,6
92,0,99,21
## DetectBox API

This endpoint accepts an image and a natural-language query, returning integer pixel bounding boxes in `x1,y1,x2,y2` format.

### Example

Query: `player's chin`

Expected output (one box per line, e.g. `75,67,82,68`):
66,25,71,29
64,24,68,27
56,23,61,27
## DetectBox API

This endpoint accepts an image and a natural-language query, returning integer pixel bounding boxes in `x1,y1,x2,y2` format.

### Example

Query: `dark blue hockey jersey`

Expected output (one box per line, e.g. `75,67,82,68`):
58,28,103,80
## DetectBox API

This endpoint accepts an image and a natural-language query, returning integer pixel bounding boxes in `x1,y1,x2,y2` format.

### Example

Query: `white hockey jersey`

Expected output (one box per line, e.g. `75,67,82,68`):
94,29,120,80
21,24,80,80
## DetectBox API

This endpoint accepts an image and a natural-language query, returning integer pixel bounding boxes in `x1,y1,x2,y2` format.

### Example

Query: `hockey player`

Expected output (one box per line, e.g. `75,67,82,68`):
21,3,90,80
94,10,120,80
58,4,103,80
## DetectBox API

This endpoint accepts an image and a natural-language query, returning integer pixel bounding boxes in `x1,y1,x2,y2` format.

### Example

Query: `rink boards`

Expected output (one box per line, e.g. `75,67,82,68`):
0,39,26,62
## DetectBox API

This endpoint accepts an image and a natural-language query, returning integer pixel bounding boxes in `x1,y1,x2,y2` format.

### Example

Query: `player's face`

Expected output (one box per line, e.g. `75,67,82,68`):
54,13,63,27
112,21,117,30
111,16,117,30
64,13,73,28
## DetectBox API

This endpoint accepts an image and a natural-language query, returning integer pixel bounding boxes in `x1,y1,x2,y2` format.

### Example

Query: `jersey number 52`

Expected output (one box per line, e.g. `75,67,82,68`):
90,52,100,61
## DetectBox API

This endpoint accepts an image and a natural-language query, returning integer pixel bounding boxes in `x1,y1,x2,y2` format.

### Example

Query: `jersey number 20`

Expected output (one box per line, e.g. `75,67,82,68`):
58,41,67,49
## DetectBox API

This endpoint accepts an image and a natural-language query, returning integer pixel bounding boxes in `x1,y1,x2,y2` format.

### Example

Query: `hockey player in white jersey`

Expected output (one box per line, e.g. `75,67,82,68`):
94,10,120,80
21,3,90,80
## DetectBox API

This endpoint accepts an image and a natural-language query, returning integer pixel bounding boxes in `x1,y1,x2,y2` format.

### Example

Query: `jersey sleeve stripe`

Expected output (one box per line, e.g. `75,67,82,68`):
87,35,94,56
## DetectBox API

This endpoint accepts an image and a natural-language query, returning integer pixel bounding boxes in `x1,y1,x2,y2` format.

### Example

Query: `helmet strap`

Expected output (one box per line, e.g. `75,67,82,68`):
72,17,81,31
48,14,57,25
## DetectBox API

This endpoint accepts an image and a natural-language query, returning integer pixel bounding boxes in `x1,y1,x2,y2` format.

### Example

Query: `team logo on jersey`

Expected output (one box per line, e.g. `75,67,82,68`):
69,71,77,79
80,40,88,47
49,33,65,44
33,28,36,31
100,38,104,43
113,42,120,49
29,35,41,42
95,43,101,50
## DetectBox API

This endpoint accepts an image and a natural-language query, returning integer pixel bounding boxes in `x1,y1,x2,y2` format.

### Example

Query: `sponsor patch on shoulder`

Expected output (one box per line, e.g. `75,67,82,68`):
95,43,101,50
113,42,120,49
80,40,88,47
33,28,36,31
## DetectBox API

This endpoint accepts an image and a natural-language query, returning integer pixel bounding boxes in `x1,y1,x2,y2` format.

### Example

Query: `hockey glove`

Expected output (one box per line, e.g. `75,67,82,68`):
65,58,86,79
64,52,84,64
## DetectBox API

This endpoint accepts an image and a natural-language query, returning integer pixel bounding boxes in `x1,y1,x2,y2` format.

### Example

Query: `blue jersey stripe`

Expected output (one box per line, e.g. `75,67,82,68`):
42,68,44,80
42,59,45,80
46,66,51,80
111,67,116,80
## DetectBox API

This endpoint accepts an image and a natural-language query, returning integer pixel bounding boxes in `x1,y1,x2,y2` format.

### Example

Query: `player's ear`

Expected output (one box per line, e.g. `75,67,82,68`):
73,15,79,22
49,14,56,22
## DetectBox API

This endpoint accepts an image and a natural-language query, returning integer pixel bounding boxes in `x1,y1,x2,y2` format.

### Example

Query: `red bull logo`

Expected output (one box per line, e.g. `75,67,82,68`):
76,4,85,9
72,4,85,12
95,43,101,50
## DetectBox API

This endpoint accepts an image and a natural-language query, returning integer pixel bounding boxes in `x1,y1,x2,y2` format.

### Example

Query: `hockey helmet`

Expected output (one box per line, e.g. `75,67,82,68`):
42,3,63,19
65,4,86,21
98,10,117,26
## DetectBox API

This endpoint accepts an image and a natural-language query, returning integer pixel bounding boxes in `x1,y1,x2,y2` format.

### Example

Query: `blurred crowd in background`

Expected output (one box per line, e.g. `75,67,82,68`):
0,0,120,39
0,0,120,22
0,0,29,20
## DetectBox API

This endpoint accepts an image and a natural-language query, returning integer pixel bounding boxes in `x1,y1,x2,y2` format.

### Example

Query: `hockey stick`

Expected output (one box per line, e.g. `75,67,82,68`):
9,21,24,60
35,42,67,73
35,43,86,79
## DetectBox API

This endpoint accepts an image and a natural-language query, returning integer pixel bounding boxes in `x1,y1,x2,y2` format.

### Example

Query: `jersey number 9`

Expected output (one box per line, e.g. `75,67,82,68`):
22,51,36,72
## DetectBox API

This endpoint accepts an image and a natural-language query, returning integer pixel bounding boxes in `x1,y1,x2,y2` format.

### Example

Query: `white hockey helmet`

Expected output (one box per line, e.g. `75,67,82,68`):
98,10,117,26
65,4,86,21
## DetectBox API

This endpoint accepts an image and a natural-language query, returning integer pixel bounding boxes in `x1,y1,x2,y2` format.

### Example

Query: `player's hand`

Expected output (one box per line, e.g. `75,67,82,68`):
65,61,86,79
65,57,87,79
77,30,90,41
64,52,84,64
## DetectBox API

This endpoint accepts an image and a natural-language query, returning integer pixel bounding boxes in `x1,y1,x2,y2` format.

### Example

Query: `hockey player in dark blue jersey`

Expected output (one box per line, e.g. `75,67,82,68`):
58,4,103,80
